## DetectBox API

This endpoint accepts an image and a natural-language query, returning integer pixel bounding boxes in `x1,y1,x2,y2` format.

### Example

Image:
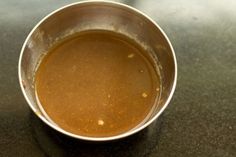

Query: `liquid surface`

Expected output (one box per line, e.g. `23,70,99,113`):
35,30,160,137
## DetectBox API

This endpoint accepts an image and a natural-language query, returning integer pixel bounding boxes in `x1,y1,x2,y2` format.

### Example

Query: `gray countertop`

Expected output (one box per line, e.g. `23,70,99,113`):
0,0,235,157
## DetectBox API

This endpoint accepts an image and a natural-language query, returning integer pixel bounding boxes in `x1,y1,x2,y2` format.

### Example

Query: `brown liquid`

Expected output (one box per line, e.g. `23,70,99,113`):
35,30,160,137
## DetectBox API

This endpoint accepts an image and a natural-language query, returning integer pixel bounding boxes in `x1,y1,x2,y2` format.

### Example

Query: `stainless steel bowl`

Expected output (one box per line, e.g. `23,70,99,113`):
18,1,177,141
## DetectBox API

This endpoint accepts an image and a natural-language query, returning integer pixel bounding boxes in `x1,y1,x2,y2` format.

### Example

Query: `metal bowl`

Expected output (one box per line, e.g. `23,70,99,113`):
18,1,177,141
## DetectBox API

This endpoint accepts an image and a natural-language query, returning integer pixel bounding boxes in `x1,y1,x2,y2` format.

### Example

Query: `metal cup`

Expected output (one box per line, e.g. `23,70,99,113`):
18,1,177,141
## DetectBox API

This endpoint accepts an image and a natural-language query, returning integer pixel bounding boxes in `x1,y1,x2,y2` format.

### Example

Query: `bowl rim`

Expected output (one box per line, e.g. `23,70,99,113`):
18,0,177,142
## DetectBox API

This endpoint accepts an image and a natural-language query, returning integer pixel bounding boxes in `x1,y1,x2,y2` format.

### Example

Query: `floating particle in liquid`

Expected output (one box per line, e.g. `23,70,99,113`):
98,119,104,126
142,92,148,98
139,69,144,73
128,53,135,58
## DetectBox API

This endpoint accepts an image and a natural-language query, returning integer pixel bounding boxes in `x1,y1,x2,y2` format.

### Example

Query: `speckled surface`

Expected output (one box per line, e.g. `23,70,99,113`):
0,0,235,157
